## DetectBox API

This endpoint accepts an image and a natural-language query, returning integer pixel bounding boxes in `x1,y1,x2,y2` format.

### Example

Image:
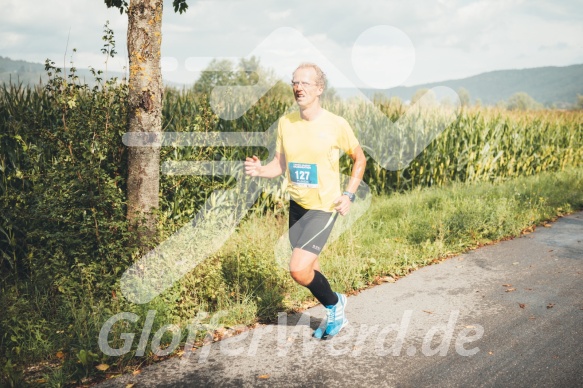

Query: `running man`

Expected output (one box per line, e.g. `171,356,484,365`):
244,62,366,339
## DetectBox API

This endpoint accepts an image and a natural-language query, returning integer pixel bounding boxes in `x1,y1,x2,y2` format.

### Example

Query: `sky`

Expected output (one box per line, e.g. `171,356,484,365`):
1,0,582,88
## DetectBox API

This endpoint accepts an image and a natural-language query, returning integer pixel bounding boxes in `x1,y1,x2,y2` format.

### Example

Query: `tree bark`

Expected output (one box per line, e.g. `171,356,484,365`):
126,0,163,247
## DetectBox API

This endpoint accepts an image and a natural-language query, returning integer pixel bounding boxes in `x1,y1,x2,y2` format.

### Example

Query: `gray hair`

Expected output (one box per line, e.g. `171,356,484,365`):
293,62,327,90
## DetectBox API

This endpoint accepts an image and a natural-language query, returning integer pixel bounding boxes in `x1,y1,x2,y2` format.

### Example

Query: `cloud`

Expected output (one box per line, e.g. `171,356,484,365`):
522,0,583,22
1,0,581,87
351,26,416,88
267,9,292,21
0,32,25,49
0,0,126,71
539,42,571,51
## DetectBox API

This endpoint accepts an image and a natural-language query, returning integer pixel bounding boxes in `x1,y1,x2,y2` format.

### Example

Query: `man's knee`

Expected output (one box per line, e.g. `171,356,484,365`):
289,269,314,286
289,248,318,286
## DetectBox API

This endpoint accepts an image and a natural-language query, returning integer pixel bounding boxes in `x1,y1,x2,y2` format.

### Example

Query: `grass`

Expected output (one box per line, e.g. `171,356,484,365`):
220,167,583,311
324,171,582,292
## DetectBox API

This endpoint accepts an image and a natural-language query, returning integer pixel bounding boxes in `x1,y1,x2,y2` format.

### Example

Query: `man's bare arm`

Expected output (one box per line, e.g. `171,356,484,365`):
334,145,367,215
244,152,287,178
344,145,366,193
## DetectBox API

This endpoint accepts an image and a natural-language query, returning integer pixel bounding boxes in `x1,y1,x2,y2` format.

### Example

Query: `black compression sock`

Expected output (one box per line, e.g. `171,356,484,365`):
305,270,339,307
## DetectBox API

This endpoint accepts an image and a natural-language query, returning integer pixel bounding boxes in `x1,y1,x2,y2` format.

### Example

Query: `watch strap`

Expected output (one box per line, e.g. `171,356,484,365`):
343,191,356,202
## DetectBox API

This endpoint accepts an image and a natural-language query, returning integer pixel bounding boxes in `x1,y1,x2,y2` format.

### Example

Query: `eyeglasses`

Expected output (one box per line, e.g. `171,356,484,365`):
290,80,314,88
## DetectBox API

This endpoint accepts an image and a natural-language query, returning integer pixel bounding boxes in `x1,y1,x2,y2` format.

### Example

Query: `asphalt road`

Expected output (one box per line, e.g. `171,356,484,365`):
98,211,583,388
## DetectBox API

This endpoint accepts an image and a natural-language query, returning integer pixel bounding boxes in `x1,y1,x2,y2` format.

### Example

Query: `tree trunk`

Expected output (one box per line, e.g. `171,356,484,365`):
126,0,163,247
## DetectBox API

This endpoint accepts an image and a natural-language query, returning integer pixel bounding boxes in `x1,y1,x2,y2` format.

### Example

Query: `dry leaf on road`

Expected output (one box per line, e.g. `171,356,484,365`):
380,276,396,283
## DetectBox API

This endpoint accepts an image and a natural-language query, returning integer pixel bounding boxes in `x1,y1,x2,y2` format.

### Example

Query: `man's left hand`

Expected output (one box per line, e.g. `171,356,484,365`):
334,195,352,216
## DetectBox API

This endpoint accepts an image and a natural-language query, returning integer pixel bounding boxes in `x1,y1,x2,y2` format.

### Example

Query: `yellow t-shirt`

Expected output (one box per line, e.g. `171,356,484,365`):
276,109,360,211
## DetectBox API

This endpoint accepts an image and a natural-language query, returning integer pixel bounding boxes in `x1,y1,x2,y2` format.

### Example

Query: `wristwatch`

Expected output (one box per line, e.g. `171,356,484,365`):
343,191,356,202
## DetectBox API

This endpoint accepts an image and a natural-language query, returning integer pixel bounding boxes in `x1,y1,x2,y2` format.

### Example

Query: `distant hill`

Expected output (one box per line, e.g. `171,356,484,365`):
2,56,582,107
0,56,46,85
349,64,583,107
0,56,126,87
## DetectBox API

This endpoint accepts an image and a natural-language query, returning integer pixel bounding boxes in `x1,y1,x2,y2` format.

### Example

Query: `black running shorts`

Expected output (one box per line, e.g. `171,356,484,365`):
288,200,337,255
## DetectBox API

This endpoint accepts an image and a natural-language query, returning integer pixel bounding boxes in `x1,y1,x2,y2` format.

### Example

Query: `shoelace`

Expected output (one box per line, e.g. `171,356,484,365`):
327,306,335,323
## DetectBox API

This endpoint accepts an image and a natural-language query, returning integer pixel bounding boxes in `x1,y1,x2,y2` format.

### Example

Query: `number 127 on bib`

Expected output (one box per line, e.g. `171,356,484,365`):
288,162,318,188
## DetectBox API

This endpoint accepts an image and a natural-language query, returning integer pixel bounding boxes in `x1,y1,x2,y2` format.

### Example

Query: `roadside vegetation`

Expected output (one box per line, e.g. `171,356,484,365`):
1,56,582,386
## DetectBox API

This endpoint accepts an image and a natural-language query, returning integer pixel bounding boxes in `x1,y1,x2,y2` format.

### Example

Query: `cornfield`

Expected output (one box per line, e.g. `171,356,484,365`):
317,100,581,191
153,90,583,222
2,83,583,221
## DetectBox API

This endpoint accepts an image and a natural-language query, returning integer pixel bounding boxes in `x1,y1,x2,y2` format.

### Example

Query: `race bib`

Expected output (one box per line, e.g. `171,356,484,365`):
289,162,318,188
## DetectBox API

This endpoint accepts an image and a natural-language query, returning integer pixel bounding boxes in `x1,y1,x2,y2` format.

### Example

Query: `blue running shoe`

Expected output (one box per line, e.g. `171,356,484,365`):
321,293,348,339
312,321,326,339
